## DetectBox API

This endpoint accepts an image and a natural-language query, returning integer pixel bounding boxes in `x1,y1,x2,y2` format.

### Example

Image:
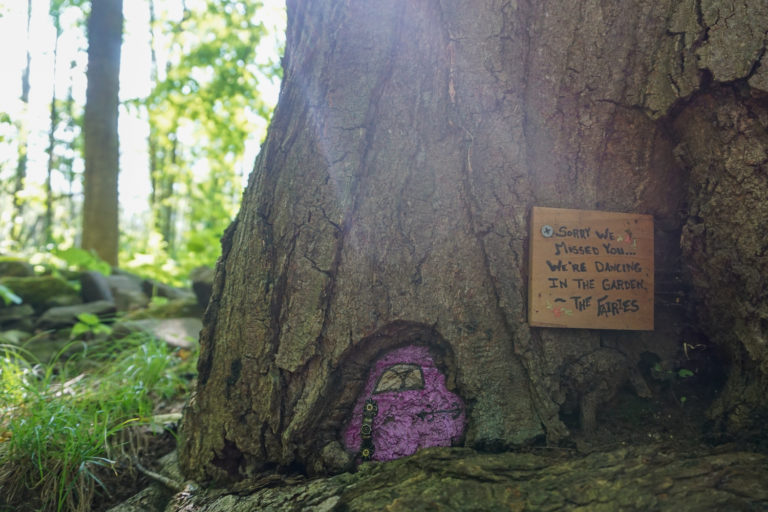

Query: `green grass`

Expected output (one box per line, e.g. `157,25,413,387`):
0,333,195,512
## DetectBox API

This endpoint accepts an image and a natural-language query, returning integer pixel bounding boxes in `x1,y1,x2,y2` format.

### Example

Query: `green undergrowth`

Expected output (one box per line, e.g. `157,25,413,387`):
0,333,196,512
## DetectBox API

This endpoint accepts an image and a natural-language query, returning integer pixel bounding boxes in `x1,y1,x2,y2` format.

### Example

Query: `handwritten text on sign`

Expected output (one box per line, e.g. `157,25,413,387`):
528,207,654,330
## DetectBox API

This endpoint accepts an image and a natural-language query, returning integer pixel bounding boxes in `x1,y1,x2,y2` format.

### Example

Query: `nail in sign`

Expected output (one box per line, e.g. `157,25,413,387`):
528,207,654,330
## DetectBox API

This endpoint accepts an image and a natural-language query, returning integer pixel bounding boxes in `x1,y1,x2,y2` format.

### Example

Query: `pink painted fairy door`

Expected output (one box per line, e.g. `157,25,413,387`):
344,345,465,462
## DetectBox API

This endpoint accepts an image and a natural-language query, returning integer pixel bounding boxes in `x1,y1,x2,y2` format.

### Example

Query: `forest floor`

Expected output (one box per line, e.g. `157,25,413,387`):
0,258,205,512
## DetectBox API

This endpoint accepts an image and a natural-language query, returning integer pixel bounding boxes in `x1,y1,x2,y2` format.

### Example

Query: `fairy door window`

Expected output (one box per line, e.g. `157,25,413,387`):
344,345,465,461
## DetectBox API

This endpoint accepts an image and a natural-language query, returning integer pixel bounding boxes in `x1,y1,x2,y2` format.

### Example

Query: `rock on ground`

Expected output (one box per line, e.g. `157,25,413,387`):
113,318,202,348
36,299,117,329
107,274,150,311
189,266,214,309
0,275,79,311
0,259,34,277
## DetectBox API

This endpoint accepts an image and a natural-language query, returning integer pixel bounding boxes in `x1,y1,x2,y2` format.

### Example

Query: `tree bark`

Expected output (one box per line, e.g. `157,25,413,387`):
676,87,768,435
82,0,123,266
180,0,768,482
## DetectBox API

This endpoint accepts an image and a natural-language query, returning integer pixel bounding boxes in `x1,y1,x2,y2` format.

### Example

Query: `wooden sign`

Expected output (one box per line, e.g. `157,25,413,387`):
528,207,654,330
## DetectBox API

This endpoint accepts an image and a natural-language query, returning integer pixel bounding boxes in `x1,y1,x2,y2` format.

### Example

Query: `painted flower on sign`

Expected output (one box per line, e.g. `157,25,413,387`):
546,299,573,318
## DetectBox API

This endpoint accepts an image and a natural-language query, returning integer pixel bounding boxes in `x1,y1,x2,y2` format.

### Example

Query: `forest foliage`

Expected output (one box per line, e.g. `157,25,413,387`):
0,4,284,508
0,0,284,284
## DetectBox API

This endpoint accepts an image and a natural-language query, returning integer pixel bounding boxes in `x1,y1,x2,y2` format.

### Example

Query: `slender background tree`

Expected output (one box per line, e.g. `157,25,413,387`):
81,0,123,265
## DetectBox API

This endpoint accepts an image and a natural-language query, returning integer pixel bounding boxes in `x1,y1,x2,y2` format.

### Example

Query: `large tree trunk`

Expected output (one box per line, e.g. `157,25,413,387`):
82,0,123,266
180,0,768,482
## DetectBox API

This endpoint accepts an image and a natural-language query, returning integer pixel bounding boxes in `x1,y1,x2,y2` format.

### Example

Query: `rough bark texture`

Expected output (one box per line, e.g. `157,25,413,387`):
180,0,768,482
168,445,768,511
82,0,123,266
676,88,768,434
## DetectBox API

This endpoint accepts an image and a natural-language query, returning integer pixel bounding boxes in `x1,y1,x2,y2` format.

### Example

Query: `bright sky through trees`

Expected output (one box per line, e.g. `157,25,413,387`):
0,0,284,221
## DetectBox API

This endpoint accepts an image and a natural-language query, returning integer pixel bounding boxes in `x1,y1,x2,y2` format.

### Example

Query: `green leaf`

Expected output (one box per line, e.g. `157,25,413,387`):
54,248,111,275
70,322,92,338
150,296,169,307
76,312,101,326
93,324,112,336
677,369,695,378
0,284,23,305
